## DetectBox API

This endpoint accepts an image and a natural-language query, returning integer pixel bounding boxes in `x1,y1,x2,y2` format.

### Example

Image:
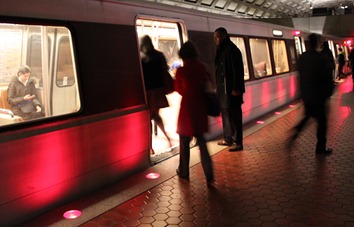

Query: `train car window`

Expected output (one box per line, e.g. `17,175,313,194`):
272,39,289,74
249,38,272,78
230,37,250,80
0,23,80,126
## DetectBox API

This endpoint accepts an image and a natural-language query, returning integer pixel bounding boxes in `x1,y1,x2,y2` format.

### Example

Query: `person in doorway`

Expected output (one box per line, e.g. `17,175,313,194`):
140,35,172,154
336,47,346,80
289,33,333,154
7,65,43,120
174,41,214,183
214,27,245,152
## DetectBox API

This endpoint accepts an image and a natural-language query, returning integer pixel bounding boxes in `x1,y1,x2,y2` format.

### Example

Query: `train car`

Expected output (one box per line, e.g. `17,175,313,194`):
0,0,345,225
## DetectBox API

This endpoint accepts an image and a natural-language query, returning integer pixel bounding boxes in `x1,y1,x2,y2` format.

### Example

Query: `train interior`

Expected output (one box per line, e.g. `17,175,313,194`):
0,23,80,125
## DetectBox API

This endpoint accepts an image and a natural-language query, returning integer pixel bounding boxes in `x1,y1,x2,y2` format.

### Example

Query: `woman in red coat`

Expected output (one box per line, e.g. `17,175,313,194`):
175,41,214,183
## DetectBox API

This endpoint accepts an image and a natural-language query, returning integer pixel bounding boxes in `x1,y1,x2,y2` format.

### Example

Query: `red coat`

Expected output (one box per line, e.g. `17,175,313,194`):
175,59,209,136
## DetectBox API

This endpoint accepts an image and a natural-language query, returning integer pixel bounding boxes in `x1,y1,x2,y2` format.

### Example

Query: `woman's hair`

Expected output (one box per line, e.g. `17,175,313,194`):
17,65,31,76
140,35,155,53
178,41,198,60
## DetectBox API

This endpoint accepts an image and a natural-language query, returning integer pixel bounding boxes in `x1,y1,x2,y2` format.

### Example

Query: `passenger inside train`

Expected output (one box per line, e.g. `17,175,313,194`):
7,65,43,120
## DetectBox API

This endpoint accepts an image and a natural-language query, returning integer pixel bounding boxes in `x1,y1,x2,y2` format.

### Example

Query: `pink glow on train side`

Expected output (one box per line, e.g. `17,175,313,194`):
0,111,150,220
261,81,271,109
242,86,252,118
289,75,297,98
277,78,285,103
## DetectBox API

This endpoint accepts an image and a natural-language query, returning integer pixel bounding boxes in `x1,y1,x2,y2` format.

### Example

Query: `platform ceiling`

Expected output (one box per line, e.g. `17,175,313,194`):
142,0,354,18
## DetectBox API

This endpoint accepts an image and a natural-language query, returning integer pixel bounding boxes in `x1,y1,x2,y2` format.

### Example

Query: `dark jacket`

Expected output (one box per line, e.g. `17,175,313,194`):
141,50,168,90
215,37,245,108
338,52,345,66
298,49,333,103
321,48,335,71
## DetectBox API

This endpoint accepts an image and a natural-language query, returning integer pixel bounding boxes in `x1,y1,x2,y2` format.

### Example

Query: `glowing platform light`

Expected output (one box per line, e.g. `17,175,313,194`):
275,112,282,115
146,173,160,179
289,104,295,108
256,120,265,124
63,210,82,219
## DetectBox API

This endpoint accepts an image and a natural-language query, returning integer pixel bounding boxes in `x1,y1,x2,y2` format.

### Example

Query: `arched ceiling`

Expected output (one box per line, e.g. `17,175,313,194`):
141,0,354,18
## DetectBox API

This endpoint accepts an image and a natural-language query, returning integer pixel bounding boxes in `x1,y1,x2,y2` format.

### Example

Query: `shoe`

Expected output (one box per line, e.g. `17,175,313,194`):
229,144,243,152
316,147,333,154
217,140,233,146
176,169,189,180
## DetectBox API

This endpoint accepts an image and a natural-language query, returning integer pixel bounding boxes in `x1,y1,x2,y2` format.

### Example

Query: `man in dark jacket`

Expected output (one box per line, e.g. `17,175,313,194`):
290,33,333,154
214,27,245,152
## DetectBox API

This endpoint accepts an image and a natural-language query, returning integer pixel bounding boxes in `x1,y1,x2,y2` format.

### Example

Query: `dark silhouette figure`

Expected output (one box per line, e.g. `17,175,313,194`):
289,33,333,154
214,27,245,152
321,41,335,82
140,35,172,154
348,46,354,82
336,47,346,80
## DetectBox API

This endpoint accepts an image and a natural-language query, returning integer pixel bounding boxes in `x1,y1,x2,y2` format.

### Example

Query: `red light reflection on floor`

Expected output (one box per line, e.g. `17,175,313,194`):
146,173,160,179
63,210,82,219
275,112,282,115
256,120,265,124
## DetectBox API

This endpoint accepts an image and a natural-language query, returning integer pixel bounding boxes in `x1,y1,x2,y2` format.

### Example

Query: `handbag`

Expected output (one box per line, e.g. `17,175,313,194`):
19,101,35,114
205,92,220,117
163,71,174,94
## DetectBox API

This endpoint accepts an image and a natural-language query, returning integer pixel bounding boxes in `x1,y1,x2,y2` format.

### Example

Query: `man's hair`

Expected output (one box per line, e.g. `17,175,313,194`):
215,27,228,35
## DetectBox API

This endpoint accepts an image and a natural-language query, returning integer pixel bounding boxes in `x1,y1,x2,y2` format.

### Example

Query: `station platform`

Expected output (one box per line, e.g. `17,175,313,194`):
22,76,354,226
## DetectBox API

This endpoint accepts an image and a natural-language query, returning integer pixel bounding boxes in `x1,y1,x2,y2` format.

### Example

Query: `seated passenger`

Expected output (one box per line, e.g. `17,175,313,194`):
7,66,44,120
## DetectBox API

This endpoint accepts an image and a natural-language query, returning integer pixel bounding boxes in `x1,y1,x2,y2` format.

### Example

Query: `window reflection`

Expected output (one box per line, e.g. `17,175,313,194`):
230,37,249,80
250,38,272,78
272,39,289,74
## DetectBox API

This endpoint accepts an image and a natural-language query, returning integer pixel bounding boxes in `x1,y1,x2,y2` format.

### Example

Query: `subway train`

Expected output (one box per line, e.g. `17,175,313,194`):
0,0,349,225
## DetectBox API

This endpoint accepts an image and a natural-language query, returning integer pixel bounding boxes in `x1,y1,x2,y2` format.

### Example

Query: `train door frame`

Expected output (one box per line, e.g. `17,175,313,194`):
135,15,188,158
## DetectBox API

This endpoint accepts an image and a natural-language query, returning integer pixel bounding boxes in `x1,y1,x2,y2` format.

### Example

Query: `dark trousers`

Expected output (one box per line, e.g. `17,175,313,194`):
337,64,345,78
178,135,213,181
221,101,243,145
295,101,328,151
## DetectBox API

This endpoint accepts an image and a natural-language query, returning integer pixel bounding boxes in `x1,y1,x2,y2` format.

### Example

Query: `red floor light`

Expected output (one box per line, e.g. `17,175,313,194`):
289,104,295,108
146,173,160,179
275,112,282,115
63,210,82,219
256,120,264,124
